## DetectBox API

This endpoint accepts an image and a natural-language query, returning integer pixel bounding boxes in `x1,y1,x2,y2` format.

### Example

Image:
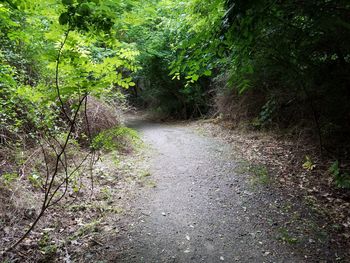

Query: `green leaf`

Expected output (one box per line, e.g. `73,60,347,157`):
62,0,74,6
203,70,212,77
59,12,69,25
77,3,91,16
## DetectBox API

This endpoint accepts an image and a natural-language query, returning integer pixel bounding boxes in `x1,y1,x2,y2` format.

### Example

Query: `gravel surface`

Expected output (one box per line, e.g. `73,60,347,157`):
113,117,347,263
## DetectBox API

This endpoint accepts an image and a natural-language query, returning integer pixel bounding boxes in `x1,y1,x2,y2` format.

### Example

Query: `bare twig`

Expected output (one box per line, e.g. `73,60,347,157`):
5,28,93,251
48,151,91,208
6,95,87,252
55,29,72,125
83,95,97,197
18,148,41,178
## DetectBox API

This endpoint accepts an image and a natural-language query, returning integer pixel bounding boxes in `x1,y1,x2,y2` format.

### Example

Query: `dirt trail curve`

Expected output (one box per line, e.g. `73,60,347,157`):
115,116,343,263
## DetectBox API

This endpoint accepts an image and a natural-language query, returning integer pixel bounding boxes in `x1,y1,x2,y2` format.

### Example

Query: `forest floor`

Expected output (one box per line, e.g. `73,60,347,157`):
2,114,349,262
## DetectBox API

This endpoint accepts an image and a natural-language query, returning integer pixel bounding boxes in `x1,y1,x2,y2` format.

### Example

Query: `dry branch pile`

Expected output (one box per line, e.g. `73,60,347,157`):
77,96,123,138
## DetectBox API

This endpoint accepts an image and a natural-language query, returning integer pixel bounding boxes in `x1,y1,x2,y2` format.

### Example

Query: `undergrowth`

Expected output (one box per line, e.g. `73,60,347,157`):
92,126,140,152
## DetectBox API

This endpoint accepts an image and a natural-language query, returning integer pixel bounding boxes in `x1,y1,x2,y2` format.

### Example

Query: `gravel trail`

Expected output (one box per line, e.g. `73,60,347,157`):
115,117,341,263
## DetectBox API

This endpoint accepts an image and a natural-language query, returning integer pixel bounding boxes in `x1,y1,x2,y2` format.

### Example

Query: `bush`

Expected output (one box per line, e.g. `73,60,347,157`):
329,161,350,189
91,126,139,152
77,96,123,140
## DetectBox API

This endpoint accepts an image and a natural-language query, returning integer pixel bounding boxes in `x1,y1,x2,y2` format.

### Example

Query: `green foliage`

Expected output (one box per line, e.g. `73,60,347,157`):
1,172,19,185
302,156,316,171
72,218,102,238
329,161,350,189
38,232,58,258
92,126,139,152
100,187,112,200
114,0,216,118
0,0,141,146
236,162,270,185
222,0,350,150
131,0,350,154
277,227,299,244
166,0,224,85
1,0,350,152
249,164,270,185
28,172,43,188
257,99,277,127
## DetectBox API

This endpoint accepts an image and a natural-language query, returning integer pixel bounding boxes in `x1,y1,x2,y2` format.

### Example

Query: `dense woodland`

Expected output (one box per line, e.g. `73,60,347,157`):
1,0,350,260
2,0,350,154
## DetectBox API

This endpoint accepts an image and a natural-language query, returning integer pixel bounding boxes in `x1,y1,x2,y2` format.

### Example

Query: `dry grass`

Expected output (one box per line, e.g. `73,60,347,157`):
0,94,139,261
214,88,266,124
77,96,123,138
0,141,149,262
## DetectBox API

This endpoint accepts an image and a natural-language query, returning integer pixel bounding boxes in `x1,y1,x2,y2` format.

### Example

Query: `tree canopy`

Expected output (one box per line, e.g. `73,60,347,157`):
1,0,350,154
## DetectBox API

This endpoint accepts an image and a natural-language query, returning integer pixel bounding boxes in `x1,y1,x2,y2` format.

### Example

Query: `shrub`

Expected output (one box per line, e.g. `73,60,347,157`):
329,161,350,189
91,126,139,152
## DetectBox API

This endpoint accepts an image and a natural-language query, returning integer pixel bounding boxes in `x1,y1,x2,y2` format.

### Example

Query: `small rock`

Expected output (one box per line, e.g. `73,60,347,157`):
263,251,271,256
220,256,225,261
4,227,10,235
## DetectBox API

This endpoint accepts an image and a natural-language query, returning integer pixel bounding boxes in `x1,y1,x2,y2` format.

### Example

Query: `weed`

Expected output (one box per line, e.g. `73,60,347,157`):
139,171,151,178
100,187,112,200
69,204,123,214
281,202,293,213
316,230,329,242
1,172,19,185
329,161,350,189
28,172,43,188
303,195,327,216
145,179,157,188
234,161,250,174
38,232,58,259
249,164,270,185
277,228,299,244
235,162,270,185
302,156,316,171
137,170,156,188
92,126,140,152
111,155,120,167
306,220,328,242
73,219,102,238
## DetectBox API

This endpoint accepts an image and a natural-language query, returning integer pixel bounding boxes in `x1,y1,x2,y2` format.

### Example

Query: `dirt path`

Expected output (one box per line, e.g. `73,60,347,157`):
114,117,344,263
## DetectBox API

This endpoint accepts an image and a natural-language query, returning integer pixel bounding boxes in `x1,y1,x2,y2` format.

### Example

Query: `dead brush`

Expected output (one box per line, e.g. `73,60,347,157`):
0,178,40,242
211,73,265,125
1,94,122,254
76,96,122,142
0,136,88,223
214,88,265,125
